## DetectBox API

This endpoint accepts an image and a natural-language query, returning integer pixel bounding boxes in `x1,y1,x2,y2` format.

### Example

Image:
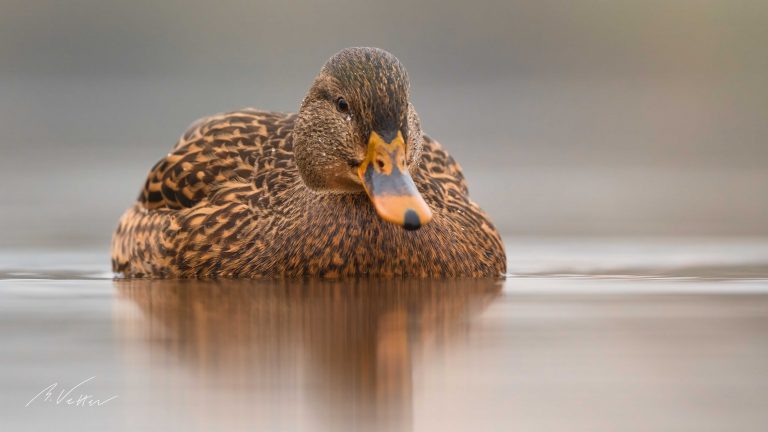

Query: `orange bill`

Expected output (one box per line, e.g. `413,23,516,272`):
358,131,433,230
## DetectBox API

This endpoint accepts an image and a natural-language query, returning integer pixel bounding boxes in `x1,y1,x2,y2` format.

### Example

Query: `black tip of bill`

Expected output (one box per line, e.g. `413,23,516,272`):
402,209,421,231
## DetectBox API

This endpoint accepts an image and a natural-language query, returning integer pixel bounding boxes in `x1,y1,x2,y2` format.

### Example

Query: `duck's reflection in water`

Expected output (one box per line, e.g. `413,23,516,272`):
115,278,502,431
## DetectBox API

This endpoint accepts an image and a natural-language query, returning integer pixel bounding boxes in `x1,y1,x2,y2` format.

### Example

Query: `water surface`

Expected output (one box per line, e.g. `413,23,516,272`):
2,239,768,431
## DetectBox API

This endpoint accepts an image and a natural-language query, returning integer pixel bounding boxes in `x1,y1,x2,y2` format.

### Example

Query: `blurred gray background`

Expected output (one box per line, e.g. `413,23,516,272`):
1,0,766,247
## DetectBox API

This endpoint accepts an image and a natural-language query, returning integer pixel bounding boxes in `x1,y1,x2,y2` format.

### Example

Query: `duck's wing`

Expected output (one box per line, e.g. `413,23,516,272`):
114,110,297,277
138,109,296,210
414,134,470,205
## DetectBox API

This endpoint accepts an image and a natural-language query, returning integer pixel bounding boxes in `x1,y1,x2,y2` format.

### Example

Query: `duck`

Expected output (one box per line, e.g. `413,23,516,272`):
111,47,506,278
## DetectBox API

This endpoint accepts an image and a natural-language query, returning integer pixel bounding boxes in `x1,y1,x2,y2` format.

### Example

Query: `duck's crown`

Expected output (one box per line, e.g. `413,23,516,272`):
322,47,410,141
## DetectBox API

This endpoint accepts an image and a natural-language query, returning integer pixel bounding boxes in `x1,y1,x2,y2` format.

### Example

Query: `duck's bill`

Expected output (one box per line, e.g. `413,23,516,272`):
358,131,433,230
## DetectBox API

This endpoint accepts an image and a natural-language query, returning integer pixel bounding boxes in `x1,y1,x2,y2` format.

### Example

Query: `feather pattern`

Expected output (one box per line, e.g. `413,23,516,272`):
112,109,505,278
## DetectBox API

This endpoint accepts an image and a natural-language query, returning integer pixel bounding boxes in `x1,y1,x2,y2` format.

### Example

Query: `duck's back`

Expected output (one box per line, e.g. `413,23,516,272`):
112,109,300,277
139,109,297,211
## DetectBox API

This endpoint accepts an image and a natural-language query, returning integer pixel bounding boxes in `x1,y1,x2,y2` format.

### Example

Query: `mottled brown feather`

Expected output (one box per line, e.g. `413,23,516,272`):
112,108,505,278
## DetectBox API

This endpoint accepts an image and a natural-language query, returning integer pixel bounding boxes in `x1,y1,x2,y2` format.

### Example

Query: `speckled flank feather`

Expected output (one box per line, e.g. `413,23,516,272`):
112,109,505,278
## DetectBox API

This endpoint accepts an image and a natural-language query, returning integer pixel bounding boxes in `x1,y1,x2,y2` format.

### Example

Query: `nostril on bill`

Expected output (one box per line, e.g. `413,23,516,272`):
403,209,421,231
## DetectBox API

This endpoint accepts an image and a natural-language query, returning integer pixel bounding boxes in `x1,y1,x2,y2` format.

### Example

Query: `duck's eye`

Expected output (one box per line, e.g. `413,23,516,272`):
335,97,349,113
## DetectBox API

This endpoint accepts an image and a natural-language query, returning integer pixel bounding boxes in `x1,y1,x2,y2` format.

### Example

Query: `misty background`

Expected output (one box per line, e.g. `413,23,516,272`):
1,0,766,247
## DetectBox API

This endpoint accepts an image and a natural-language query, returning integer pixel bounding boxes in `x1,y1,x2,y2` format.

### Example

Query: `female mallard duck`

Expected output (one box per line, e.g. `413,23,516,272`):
112,47,506,278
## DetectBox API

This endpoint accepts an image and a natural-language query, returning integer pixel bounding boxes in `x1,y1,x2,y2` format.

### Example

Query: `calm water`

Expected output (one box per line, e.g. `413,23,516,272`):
2,239,768,431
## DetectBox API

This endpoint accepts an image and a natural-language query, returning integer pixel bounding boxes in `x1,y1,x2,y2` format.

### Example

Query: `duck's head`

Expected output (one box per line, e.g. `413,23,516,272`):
293,47,432,230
